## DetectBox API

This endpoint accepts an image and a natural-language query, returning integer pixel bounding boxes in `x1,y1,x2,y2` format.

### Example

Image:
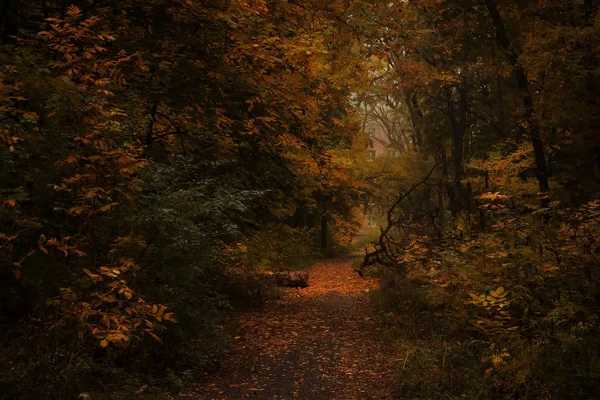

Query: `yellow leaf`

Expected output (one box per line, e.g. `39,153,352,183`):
100,339,109,347
163,313,178,323
83,268,102,282
98,202,118,212
147,331,163,344
331,118,344,127
83,268,96,278
22,112,38,120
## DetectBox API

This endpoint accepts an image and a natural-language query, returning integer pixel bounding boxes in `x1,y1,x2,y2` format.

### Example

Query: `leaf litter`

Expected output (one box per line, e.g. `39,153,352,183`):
195,257,396,399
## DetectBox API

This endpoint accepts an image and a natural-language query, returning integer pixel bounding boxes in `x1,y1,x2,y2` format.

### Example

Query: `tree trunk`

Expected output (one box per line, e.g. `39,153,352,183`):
446,85,468,214
307,210,315,230
146,103,158,149
320,204,328,249
496,75,507,137
436,150,446,238
583,0,599,174
483,0,550,195
0,0,19,44
584,0,597,26
405,91,424,149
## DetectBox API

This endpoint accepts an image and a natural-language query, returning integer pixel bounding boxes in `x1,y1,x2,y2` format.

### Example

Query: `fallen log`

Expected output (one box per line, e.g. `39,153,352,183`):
270,271,309,288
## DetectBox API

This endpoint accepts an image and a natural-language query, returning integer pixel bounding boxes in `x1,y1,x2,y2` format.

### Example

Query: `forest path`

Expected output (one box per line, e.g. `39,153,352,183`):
195,256,396,399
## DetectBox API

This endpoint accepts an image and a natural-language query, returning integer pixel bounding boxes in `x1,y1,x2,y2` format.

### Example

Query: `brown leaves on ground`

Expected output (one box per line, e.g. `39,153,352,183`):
196,257,395,399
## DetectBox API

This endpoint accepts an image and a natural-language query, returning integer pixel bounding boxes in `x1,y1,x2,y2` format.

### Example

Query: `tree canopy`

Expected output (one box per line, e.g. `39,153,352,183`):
1,0,599,399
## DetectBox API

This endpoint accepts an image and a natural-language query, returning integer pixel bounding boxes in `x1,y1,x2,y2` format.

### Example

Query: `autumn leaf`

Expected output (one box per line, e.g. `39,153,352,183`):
97,202,119,212
22,112,39,120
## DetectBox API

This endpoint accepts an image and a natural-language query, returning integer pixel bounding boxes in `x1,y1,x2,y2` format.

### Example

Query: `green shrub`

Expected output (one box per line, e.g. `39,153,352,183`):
246,224,318,272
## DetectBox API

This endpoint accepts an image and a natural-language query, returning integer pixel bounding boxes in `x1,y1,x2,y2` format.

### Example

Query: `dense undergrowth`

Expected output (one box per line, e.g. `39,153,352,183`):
352,1,600,398
0,2,365,399
365,155,600,399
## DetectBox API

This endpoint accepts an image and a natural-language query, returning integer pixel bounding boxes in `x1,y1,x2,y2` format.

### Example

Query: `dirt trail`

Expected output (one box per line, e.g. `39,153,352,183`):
196,257,396,399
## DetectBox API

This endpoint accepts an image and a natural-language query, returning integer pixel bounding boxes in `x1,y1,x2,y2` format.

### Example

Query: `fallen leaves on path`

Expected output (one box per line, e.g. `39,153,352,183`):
195,257,396,399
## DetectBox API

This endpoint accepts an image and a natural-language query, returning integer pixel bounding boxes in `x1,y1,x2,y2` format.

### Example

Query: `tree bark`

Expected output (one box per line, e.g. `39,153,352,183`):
146,103,158,149
583,0,599,174
446,85,468,214
496,75,507,137
320,204,328,249
405,91,424,148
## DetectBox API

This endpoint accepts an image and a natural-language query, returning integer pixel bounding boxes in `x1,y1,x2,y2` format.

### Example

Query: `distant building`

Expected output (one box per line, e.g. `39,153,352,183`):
361,123,391,230
365,123,389,160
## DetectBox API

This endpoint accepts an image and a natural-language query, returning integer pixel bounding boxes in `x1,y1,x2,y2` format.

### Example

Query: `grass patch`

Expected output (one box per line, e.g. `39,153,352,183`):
372,269,491,399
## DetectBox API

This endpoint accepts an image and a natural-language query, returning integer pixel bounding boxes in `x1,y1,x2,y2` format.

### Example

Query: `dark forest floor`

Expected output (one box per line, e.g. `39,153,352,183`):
193,256,396,400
